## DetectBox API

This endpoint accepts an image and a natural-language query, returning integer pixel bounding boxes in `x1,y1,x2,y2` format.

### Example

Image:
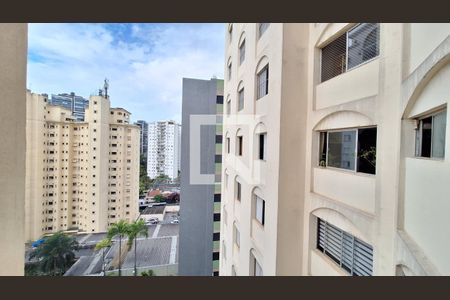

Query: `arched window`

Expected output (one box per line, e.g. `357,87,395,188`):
255,56,269,99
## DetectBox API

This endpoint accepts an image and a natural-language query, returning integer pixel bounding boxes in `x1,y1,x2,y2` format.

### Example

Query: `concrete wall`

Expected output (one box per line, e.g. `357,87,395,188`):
0,23,27,276
179,78,220,275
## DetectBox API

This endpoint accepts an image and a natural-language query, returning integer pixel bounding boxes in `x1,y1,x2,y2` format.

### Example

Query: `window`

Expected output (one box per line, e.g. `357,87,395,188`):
239,39,245,65
228,61,232,80
258,23,269,38
415,109,447,159
234,224,240,248
258,133,267,160
237,135,243,156
226,137,230,154
253,256,263,276
319,127,377,174
236,181,241,201
317,218,373,276
256,65,269,99
321,23,380,82
228,24,233,43
238,88,244,111
226,98,231,115
255,195,265,225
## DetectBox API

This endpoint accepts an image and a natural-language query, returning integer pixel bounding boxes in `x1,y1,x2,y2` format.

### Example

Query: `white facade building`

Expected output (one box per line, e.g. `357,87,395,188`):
147,120,181,180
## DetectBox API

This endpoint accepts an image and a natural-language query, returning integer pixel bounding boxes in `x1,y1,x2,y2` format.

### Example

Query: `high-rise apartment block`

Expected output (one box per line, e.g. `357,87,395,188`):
147,120,181,180
49,92,89,121
0,23,27,276
136,120,149,164
179,78,223,276
220,23,450,276
25,90,140,241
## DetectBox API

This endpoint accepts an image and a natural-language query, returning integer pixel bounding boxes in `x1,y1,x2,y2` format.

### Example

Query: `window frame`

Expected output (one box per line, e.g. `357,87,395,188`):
258,23,270,39
238,87,245,112
319,126,377,175
255,195,265,226
256,64,269,100
317,218,373,276
239,39,246,65
415,108,447,159
258,132,267,161
320,23,380,82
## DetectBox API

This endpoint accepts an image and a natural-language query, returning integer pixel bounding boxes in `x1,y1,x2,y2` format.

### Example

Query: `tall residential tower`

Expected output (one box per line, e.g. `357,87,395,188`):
147,120,181,180
25,91,140,241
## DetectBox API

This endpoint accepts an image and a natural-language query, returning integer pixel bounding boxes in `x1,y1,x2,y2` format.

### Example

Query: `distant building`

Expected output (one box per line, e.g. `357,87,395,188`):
179,78,224,276
135,120,149,165
49,92,89,121
147,120,181,180
25,90,140,241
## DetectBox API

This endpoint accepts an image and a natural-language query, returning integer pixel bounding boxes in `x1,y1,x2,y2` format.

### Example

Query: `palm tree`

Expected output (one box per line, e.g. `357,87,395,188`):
127,219,149,276
107,220,130,276
95,238,112,276
29,231,79,276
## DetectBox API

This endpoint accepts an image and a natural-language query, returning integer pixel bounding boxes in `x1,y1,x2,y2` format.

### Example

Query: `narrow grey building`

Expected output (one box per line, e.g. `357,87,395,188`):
179,78,223,276
135,120,149,166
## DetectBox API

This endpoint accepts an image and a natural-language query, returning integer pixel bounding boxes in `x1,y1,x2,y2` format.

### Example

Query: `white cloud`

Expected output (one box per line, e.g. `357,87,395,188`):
27,23,225,123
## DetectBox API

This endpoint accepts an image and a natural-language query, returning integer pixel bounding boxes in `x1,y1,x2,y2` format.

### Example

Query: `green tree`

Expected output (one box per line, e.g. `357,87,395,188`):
141,270,155,276
139,154,152,196
29,232,79,276
107,220,130,276
153,194,165,203
127,219,149,276
95,238,112,276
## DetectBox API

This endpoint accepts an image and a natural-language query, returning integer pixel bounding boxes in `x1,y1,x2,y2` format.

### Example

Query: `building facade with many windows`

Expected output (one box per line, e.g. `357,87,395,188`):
147,120,181,180
135,120,149,168
49,92,89,121
220,23,450,276
25,91,140,241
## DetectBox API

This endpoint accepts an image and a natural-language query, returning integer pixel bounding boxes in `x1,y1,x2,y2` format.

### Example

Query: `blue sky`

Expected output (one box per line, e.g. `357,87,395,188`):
27,23,225,123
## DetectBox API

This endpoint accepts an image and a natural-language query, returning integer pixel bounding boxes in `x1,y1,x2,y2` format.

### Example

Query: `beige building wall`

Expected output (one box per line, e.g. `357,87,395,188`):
220,23,309,276
0,23,27,276
25,92,140,241
221,23,450,276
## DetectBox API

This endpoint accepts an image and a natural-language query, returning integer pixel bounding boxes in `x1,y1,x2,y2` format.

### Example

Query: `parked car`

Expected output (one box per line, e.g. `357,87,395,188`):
146,218,159,225
170,219,179,224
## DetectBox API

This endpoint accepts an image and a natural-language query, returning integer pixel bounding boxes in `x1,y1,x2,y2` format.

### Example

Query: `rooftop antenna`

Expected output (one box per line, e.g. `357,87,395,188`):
104,78,109,98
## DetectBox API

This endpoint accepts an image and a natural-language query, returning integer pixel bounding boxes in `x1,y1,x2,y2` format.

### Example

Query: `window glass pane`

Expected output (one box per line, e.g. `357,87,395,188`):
327,131,356,170
259,23,269,37
319,132,327,166
256,196,264,224
357,127,377,174
238,89,244,111
421,117,432,158
255,259,263,276
259,133,266,160
257,66,269,99
347,23,380,69
432,110,446,158
239,40,245,64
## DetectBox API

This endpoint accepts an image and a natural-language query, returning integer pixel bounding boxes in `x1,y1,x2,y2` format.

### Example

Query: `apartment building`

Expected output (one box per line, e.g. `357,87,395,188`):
147,120,181,180
25,90,140,241
220,23,450,276
0,23,27,276
49,92,89,121
220,23,309,276
136,120,149,163
179,78,223,276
